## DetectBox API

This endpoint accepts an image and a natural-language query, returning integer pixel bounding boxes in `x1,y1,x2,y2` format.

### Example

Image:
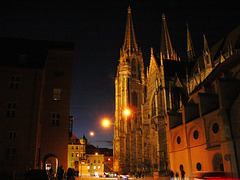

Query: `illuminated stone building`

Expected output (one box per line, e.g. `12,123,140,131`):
113,7,240,179
168,26,240,179
68,134,87,173
0,38,74,179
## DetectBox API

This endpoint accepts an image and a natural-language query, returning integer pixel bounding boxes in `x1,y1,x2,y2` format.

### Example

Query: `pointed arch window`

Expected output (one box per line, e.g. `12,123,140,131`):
151,96,156,117
131,58,136,78
132,91,138,108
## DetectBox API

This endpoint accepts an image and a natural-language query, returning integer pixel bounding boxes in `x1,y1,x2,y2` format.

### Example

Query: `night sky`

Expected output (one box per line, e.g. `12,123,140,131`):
1,1,239,148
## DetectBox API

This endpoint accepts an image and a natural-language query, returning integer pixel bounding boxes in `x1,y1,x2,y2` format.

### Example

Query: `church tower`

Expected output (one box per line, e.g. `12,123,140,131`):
113,7,145,173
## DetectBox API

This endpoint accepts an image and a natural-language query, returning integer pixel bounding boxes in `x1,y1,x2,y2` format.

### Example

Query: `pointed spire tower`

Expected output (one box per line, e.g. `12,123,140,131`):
160,13,179,61
122,6,138,54
187,23,195,62
203,34,213,75
114,7,145,173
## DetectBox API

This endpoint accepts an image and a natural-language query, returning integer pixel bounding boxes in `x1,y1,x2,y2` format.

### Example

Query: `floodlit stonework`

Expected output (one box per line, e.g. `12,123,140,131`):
114,7,240,179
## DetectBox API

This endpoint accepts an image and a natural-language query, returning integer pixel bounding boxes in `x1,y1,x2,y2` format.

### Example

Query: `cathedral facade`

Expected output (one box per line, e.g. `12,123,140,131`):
113,7,240,179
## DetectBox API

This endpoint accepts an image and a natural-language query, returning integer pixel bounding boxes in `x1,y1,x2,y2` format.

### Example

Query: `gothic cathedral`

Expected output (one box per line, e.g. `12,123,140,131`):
114,7,240,178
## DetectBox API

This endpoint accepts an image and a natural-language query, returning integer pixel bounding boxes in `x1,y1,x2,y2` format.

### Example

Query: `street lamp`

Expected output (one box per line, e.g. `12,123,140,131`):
124,109,130,116
90,131,94,136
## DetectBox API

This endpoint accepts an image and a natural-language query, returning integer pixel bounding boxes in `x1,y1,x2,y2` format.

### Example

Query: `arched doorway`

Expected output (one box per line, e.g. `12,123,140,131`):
43,154,58,176
212,153,224,171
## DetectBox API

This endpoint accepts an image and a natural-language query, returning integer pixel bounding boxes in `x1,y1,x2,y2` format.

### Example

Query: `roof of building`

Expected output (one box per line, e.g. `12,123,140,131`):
191,25,240,74
0,37,74,68
86,144,113,156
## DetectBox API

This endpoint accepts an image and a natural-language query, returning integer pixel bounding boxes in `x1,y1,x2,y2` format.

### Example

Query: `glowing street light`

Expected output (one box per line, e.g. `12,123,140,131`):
90,131,94,136
124,109,130,116
102,118,111,127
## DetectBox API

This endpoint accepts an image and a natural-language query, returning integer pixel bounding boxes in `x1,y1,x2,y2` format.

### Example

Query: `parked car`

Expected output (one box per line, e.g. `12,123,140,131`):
24,169,50,180
117,172,129,180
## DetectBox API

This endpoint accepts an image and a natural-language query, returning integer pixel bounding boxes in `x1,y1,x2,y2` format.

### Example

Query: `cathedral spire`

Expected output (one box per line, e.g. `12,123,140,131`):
160,13,178,61
123,6,138,54
186,23,195,62
203,34,210,53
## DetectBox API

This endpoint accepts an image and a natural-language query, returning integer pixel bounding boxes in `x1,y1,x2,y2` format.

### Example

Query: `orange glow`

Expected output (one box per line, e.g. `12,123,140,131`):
124,109,130,116
95,152,98,155
102,119,110,127
90,131,94,136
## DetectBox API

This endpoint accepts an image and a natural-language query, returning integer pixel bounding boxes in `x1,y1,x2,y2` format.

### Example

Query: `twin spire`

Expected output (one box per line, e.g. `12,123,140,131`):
122,7,138,54
122,7,196,62
160,13,179,61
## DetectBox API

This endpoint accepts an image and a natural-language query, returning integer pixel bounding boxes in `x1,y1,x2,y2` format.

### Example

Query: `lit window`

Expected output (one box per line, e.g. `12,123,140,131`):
94,166,96,169
98,166,100,169
46,163,51,170
108,158,111,161
87,166,90,169
6,103,16,118
76,153,79,157
51,112,60,126
9,131,16,139
53,88,62,101
71,153,74,157
10,76,20,89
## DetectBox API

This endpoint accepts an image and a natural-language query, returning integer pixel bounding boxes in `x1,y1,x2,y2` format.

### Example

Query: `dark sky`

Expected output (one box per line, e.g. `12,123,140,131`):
1,1,239,148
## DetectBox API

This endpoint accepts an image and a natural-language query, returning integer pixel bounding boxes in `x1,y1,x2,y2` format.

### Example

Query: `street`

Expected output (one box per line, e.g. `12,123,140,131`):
56,177,170,180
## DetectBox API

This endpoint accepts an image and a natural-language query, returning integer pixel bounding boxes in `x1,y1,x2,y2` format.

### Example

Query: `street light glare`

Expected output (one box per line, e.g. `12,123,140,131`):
102,119,110,127
90,131,94,136
124,109,130,116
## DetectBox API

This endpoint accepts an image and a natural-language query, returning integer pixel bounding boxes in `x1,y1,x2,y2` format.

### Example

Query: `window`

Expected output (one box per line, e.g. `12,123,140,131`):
98,166,100,169
53,88,62,101
71,153,74,157
98,160,100,163
9,131,16,139
6,103,16,118
19,54,28,64
6,147,17,162
72,146,74,149
212,123,219,134
76,146,78,150
196,162,202,171
76,153,79,157
88,160,90,163
94,166,96,169
177,136,181,144
51,113,60,126
87,166,90,169
151,96,156,117
54,71,64,77
193,130,199,139
94,160,96,163
10,76,20,89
